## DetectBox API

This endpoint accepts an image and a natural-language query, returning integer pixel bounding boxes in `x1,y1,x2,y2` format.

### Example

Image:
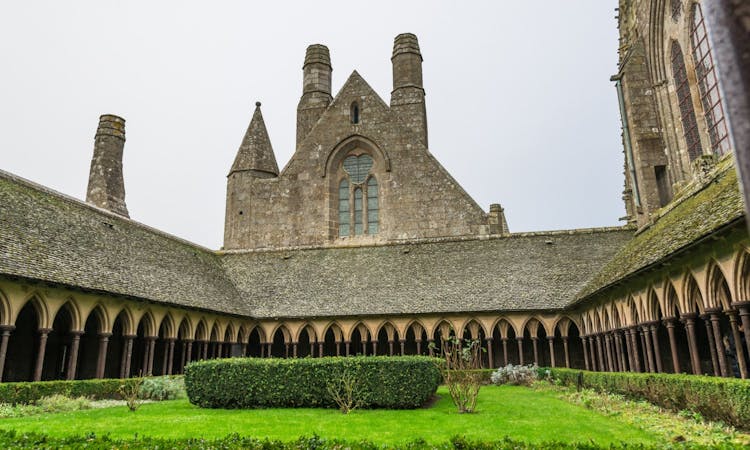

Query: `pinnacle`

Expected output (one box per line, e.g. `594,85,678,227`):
229,102,279,176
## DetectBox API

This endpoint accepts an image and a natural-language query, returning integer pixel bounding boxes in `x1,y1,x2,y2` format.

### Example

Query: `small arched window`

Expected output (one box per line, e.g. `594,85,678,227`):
690,3,730,156
338,154,378,237
351,102,360,124
670,40,703,161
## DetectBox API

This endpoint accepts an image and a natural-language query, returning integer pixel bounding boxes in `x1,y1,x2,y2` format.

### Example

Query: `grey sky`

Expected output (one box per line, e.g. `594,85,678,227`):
0,1,624,249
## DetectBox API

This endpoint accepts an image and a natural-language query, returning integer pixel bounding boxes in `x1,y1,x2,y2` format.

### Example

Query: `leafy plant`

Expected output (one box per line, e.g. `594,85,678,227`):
118,378,144,412
432,336,484,413
490,364,539,386
139,376,185,401
325,369,361,414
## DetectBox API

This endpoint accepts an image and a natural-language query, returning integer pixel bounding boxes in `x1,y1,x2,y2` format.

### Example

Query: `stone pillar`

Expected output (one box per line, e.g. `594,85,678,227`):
531,337,539,365
708,310,729,377
648,323,663,373
516,337,524,365
345,341,351,356
266,343,272,357
318,342,324,357
216,343,223,359
501,337,509,366
604,333,613,371
582,336,590,371
95,333,111,379
292,342,298,358
33,328,51,381
202,341,209,360
372,341,377,356
663,318,681,373
727,311,748,378
596,334,605,371
66,331,84,380
185,339,193,364
563,336,570,368
0,325,14,382
121,335,135,378
547,336,555,368
416,339,422,355
486,338,494,369
388,340,394,356
638,327,650,373
629,327,642,372
682,314,701,374
641,325,655,373
400,339,406,356
427,339,434,357
166,339,175,375
701,314,720,376
735,304,750,362
146,338,156,376
588,336,598,371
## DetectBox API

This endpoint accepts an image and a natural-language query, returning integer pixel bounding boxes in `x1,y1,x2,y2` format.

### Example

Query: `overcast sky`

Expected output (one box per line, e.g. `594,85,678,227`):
0,1,624,249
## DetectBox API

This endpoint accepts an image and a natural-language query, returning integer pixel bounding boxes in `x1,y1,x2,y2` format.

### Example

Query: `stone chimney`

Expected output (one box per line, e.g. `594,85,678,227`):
296,44,332,147
488,204,509,234
390,33,427,146
86,114,129,217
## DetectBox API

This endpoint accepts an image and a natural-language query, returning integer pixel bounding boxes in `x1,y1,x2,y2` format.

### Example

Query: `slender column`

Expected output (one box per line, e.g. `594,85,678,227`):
318,342,324,357
124,336,135,377
309,343,314,357
179,341,186,371
663,318,681,373
166,339,175,375
641,325,655,373
629,327,642,372
596,334,605,371
619,331,628,371
622,330,633,371
701,314,720,376
185,339,193,364
614,332,624,371
638,327,650,372
516,337,524,365
388,340,394,356
582,336,590,371
531,337,539,365
372,341,377,355
682,314,701,374
728,311,748,378
563,336,570,368
285,343,291,358
146,338,156,376
216,343,223,359
648,323,663,373
66,331,84,380
345,341,351,356
161,340,169,375
708,310,729,377
604,333,613,371
242,344,248,357
589,336,598,371
291,342,298,358
400,339,406,356
427,339,434,357
335,341,341,356
547,336,555,368
362,340,367,355
736,304,750,361
202,341,209,360
416,339,422,355
141,339,150,375
501,337,509,366
0,325,14,382
32,328,51,381
266,343,272,357
486,338,494,369
95,333,111,379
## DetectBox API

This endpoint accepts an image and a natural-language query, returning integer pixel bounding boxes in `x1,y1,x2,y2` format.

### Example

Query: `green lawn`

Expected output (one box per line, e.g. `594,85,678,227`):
0,386,657,446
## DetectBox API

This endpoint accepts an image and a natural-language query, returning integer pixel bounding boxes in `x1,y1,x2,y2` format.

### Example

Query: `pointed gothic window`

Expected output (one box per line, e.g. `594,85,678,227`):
690,3,730,156
338,154,378,237
670,41,703,161
351,102,360,124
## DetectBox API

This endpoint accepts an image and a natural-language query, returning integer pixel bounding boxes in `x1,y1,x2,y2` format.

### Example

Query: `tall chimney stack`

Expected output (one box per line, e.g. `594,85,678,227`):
86,114,129,217
296,44,332,147
391,33,427,146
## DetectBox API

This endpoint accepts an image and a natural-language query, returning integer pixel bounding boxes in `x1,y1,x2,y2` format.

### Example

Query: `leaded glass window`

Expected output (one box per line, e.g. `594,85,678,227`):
338,179,350,237
690,3,730,156
670,41,703,161
337,153,379,237
367,177,379,234
671,0,681,20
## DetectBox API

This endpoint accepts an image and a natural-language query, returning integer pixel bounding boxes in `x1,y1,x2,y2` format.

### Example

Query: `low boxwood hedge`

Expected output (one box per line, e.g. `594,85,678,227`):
547,368,750,429
185,356,441,409
0,378,144,405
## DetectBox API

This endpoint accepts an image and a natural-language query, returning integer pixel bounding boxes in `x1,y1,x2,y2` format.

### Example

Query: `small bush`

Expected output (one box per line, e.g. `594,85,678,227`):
548,368,750,429
139,376,186,400
0,378,147,405
490,364,539,386
0,395,91,418
185,356,441,409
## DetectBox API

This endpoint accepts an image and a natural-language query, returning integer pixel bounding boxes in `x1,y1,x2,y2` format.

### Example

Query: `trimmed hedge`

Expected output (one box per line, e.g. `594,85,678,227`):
547,368,750,429
0,377,144,405
185,356,441,409
0,430,675,449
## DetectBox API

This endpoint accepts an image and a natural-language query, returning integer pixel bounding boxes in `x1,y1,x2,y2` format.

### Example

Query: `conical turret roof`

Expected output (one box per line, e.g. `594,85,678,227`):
229,102,279,176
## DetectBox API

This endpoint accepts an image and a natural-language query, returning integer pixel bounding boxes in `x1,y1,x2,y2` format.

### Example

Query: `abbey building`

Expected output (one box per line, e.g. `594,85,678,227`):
1,0,749,383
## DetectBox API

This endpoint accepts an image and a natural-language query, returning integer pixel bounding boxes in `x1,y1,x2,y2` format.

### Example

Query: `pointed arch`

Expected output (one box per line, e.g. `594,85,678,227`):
194,319,209,341
733,249,750,302
55,298,82,332
0,288,10,326
347,321,373,342
158,312,176,339
137,311,157,337
683,273,705,314
15,293,49,330
707,262,733,310
322,321,344,342
459,318,488,339
294,323,318,343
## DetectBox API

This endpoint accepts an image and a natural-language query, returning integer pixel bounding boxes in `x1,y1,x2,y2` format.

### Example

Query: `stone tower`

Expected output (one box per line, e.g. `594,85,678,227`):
224,102,279,248
296,44,332,147
86,114,129,217
390,33,427,147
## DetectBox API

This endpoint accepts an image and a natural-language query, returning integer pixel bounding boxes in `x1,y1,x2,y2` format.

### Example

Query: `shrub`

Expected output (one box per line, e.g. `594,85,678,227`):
0,394,91,418
0,378,147,405
434,337,485,413
184,356,441,409
490,364,539,386
548,368,750,429
139,376,186,400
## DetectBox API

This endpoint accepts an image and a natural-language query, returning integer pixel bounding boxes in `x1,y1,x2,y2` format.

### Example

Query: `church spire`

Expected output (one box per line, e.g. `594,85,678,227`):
229,102,279,177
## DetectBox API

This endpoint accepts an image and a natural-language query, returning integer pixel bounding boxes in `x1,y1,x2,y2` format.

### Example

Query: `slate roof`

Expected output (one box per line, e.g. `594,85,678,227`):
576,157,745,301
229,103,279,176
0,168,637,319
221,228,633,318
0,170,246,315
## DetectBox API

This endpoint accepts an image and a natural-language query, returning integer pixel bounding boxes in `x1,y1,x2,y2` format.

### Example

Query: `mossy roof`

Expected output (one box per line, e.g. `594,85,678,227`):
0,170,246,315
576,161,745,301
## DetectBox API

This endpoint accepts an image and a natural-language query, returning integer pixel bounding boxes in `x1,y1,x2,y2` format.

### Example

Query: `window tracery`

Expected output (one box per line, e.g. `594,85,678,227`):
670,40,703,161
338,154,378,237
